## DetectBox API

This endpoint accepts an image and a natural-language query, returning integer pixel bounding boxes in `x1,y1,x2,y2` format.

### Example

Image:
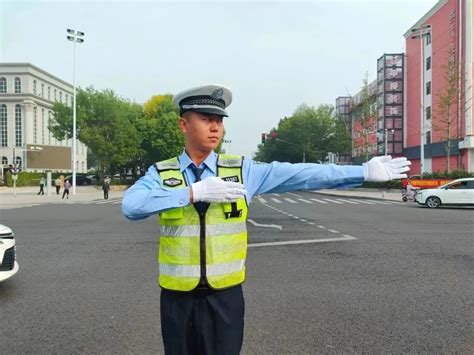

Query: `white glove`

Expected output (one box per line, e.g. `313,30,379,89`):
363,155,411,182
191,176,247,203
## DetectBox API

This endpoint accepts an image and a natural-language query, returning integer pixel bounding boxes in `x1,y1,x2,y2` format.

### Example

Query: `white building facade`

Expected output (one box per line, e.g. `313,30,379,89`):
0,63,87,173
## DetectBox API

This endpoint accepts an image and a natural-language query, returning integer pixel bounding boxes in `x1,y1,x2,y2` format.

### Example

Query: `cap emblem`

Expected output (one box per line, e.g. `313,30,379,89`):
211,88,224,100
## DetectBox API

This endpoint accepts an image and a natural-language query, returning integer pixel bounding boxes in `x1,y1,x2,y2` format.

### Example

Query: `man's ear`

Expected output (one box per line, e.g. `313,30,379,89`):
179,117,187,134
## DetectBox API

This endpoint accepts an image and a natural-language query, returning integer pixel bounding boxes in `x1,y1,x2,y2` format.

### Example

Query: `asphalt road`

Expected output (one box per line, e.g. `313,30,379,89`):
1,192,473,354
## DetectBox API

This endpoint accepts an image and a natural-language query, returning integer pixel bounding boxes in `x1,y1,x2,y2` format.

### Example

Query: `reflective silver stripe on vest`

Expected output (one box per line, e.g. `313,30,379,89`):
207,259,245,276
160,222,246,237
155,160,180,170
159,264,200,278
159,259,245,278
218,156,242,167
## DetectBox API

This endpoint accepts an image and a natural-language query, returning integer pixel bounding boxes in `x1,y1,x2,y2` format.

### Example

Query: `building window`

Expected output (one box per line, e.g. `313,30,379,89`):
426,33,431,45
34,107,38,145
426,131,431,145
65,94,68,106
41,83,44,97
1,156,7,165
15,156,22,170
33,80,37,95
60,91,63,103
48,86,51,100
426,56,431,71
426,106,431,120
48,111,52,145
42,108,45,144
0,104,7,147
426,81,431,95
0,78,6,93
14,77,21,93
54,89,57,101
15,104,22,147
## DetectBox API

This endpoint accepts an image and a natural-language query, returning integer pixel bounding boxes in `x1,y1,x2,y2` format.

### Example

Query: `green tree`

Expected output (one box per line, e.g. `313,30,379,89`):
135,94,184,171
50,87,142,177
255,104,339,163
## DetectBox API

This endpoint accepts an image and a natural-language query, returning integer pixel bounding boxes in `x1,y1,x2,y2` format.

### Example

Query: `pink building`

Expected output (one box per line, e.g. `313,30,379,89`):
404,0,474,174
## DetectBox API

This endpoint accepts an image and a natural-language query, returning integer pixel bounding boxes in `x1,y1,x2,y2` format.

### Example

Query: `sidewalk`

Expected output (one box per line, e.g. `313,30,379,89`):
0,185,128,208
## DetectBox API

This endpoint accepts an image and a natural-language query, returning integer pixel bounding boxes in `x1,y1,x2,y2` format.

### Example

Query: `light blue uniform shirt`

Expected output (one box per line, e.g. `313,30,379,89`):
122,151,365,220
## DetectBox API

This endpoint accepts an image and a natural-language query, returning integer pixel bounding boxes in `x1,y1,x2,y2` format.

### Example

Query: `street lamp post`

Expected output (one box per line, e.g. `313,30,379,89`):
67,28,85,195
411,24,431,175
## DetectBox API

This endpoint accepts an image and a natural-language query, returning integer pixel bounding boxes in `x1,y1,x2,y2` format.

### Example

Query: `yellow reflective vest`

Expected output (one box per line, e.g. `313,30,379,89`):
156,154,248,291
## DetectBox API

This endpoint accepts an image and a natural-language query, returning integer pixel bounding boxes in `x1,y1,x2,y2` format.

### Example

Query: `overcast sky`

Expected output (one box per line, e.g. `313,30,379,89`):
1,0,438,157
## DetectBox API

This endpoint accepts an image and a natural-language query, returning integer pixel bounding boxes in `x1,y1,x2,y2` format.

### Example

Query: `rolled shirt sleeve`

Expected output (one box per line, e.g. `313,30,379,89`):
121,165,191,220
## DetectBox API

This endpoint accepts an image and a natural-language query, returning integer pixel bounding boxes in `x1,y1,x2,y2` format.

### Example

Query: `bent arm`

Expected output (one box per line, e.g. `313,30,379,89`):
121,165,191,220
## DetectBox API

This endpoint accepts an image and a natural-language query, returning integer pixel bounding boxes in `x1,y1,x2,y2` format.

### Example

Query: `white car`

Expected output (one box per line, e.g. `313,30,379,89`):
0,224,19,282
415,178,474,208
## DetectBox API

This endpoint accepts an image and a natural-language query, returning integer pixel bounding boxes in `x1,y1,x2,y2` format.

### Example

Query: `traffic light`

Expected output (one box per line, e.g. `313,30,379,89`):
261,133,266,144
271,131,277,140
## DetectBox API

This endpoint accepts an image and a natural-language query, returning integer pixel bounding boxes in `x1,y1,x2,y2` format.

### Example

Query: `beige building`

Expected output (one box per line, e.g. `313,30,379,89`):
0,63,87,173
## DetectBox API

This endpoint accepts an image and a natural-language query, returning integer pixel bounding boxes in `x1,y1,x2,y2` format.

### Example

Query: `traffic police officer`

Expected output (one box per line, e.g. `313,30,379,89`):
122,84,411,354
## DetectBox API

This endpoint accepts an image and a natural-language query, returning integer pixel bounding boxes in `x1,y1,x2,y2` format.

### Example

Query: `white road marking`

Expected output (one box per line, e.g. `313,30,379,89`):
310,198,328,204
112,200,122,204
286,192,301,197
307,222,315,225
328,229,339,234
96,200,111,204
317,225,326,229
297,198,313,204
258,197,267,204
368,200,392,205
247,219,282,230
283,198,297,204
323,198,343,204
272,193,280,196
349,199,376,205
300,219,307,222
334,198,359,204
248,235,357,248
270,198,282,203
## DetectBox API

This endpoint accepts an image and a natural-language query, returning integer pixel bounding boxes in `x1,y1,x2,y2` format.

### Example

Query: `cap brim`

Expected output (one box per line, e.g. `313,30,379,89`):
183,107,229,117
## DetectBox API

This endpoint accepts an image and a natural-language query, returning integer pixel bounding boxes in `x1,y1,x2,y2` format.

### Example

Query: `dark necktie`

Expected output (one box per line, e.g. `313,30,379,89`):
190,165,209,215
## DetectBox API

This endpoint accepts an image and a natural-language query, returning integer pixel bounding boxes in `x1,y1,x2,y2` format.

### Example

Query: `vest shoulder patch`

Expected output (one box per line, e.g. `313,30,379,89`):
156,159,180,171
217,155,243,167
222,175,240,183
163,177,183,187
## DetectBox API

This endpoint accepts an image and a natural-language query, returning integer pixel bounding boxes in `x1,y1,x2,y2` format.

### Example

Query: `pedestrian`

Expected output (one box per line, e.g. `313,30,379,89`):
37,176,45,195
54,177,61,195
62,180,71,199
121,84,411,354
102,179,110,200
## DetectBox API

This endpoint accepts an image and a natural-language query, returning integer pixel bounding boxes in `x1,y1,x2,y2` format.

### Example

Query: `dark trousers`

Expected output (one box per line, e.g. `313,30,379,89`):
37,184,44,195
62,189,69,199
103,191,109,200
160,285,244,355
56,186,61,195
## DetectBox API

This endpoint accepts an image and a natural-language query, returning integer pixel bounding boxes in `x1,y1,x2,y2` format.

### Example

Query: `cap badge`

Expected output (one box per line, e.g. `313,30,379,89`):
211,88,224,100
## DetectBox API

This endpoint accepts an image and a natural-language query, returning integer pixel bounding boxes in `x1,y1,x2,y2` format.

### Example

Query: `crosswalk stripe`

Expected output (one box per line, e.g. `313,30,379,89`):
297,198,312,204
322,198,343,204
349,199,376,205
258,197,267,203
283,198,297,203
367,200,392,205
310,198,328,204
286,192,301,197
112,200,122,204
272,193,280,197
334,198,359,204
270,198,282,203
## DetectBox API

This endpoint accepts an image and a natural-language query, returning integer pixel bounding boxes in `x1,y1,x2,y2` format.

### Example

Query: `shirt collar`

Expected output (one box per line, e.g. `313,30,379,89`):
178,150,217,174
